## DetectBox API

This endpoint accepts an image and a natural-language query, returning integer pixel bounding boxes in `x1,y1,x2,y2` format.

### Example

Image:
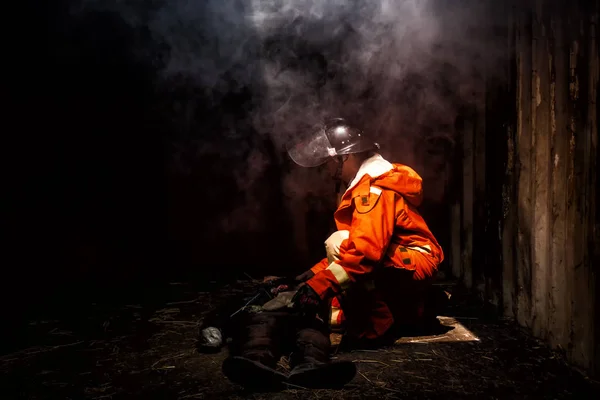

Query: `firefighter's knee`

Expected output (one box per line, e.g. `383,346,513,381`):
325,230,349,264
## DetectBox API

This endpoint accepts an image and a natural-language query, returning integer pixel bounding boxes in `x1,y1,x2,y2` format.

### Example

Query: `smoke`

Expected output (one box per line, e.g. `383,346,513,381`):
73,0,502,232
249,0,445,143
74,0,496,135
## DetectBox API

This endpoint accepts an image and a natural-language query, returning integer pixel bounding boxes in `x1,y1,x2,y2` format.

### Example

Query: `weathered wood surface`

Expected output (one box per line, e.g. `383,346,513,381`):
458,0,599,376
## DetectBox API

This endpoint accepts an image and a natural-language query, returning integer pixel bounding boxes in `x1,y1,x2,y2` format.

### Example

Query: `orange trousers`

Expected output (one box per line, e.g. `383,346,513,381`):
324,231,438,338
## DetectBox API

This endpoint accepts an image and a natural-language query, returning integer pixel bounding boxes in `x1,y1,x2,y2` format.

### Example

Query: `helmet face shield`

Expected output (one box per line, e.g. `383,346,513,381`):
287,127,335,167
287,118,379,167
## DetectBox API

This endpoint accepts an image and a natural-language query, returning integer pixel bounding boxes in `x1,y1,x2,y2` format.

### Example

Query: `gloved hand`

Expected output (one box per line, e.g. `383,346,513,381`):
290,283,322,316
295,269,315,282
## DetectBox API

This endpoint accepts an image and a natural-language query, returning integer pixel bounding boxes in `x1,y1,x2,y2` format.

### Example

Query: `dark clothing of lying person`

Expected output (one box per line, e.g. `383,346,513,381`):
197,277,356,391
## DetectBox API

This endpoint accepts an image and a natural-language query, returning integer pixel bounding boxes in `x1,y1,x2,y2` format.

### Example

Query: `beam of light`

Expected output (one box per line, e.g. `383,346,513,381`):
330,316,480,346
394,316,481,344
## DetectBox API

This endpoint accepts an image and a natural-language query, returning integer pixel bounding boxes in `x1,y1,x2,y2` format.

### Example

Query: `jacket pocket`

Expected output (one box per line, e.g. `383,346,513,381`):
384,243,417,271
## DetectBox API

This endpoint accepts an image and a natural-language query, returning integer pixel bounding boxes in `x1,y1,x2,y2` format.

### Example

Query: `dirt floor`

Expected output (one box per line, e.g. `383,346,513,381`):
2,279,599,400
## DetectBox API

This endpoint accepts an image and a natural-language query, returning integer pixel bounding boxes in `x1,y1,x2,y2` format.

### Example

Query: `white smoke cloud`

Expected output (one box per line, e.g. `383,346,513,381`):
247,0,444,147
72,0,500,231
74,0,494,142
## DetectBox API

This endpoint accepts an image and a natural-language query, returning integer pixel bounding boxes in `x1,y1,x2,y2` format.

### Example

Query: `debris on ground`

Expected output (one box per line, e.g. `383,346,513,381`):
1,280,598,399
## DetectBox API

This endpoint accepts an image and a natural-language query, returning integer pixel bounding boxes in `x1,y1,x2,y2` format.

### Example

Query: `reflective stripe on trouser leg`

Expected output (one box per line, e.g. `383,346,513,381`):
325,230,349,264
330,305,345,332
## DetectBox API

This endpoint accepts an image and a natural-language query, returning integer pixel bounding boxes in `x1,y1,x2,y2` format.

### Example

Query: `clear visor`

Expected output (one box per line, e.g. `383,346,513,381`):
287,127,336,167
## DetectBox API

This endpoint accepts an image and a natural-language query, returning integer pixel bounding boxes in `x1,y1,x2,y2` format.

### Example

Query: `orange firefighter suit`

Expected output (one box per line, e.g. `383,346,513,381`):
305,153,444,340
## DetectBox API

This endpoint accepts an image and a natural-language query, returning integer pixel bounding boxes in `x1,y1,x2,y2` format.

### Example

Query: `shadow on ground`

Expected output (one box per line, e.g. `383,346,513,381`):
2,280,598,400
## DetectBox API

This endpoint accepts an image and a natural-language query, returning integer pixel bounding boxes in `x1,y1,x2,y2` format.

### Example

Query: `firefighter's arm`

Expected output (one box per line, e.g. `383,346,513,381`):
310,258,329,274
307,186,398,299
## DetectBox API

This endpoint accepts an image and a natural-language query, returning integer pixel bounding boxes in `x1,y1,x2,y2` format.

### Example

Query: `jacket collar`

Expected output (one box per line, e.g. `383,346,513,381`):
344,153,393,195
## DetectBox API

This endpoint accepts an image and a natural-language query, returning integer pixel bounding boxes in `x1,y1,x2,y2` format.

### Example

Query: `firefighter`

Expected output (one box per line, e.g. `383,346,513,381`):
289,117,445,347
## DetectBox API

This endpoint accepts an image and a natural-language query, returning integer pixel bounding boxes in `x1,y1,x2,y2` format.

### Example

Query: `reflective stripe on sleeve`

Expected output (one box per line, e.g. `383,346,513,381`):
326,262,351,289
407,244,432,254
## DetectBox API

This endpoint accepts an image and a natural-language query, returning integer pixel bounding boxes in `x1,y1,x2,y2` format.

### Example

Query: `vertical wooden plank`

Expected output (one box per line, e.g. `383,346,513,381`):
564,9,579,357
531,0,552,339
474,84,487,296
462,116,474,290
483,0,513,311
451,129,464,281
586,3,599,377
569,2,599,372
502,132,517,316
515,5,534,327
482,83,501,309
451,201,462,280
548,4,570,350
564,5,587,368
569,31,588,369
470,3,490,297
502,2,519,319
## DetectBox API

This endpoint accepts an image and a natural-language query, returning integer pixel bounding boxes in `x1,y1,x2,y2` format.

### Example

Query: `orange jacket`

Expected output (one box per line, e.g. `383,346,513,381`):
306,155,444,302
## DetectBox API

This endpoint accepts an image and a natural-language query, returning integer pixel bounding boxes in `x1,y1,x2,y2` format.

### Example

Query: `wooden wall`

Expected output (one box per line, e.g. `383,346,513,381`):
453,0,599,376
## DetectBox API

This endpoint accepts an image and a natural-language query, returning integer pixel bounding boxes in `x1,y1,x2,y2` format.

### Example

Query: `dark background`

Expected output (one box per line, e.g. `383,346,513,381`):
6,0,488,333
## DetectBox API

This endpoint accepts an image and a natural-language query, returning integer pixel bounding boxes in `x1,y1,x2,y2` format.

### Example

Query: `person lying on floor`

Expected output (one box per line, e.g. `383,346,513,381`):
198,277,356,391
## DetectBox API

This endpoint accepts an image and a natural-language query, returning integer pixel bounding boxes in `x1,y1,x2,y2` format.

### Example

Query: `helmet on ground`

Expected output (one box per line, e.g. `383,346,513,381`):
287,118,380,167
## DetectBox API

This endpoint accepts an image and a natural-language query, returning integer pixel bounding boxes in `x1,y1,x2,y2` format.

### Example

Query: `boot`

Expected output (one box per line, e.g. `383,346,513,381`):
287,327,356,389
222,311,288,390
